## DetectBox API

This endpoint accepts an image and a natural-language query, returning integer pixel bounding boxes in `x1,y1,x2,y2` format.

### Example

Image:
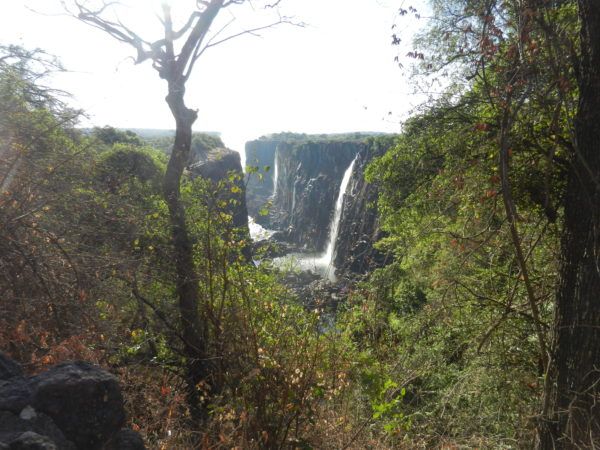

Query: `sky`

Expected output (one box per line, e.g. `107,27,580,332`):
0,0,425,160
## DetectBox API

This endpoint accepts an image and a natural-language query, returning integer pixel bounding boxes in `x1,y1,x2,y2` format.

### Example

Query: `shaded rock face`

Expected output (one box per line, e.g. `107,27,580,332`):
245,139,279,218
333,137,395,274
5,431,58,450
189,147,251,259
246,138,363,251
0,410,73,450
276,141,363,251
0,354,145,450
190,147,249,231
0,354,23,381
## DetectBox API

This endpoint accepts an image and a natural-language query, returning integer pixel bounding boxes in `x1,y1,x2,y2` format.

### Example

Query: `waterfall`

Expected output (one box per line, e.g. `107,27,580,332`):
317,155,357,281
271,149,279,198
248,216,275,241
290,163,301,223
291,180,297,221
271,155,358,282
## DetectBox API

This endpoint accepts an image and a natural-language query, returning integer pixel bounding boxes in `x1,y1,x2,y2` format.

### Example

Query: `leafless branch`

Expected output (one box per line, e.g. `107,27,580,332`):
223,0,246,7
265,0,283,8
173,11,202,39
186,14,300,78
176,0,225,79
75,2,153,63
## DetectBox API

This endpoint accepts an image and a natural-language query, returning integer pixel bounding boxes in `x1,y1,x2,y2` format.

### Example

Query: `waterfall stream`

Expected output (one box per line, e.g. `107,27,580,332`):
317,155,357,280
291,180,297,222
271,150,279,198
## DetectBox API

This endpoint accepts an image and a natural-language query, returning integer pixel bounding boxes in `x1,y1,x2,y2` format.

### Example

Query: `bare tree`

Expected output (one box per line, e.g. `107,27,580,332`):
65,0,290,419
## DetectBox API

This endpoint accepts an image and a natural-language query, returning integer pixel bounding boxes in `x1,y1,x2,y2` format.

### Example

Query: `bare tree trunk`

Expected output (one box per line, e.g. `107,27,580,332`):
538,1,600,447
163,82,210,420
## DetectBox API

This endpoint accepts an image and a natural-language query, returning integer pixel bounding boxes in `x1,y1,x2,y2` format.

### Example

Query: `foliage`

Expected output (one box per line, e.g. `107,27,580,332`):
336,1,580,446
0,0,592,445
92,125,143,147
0,45,101,365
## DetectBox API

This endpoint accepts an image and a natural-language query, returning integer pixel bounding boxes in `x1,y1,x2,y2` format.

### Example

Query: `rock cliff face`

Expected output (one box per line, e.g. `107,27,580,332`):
245,139,279,218
246,135,364,251
273,140,364,251
333,137,395,273
189,147,249,232
189,147,251,259
246,134,395,275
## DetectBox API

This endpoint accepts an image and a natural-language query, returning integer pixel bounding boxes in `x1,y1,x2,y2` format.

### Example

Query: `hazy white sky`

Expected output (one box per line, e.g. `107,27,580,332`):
1,0,425,155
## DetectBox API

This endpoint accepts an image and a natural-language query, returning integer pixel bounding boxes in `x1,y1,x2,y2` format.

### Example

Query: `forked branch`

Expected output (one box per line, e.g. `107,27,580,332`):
69,0,292,83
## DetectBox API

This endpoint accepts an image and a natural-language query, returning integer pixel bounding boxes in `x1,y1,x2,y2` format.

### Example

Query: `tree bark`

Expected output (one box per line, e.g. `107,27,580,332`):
538,1,600,447
163,82,209,420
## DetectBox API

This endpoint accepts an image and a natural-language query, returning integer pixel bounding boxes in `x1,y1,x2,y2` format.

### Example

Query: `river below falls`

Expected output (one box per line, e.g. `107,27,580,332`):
272,252,338,282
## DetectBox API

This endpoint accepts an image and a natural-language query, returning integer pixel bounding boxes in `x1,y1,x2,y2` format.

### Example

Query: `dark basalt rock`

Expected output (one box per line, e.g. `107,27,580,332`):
332,137,396,275
104,429,146,450
0,410,74,450
6,431,57,450
0,379,32,414
189,147,251,260
246,135,363,251
0,354,145,450
29,362,125,450
0,355,23,381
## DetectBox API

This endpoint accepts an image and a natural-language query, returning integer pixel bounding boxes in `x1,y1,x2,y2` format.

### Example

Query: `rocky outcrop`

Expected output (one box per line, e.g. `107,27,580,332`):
189,147,249,231
245,138,280,218
189,147,251,259
0,354,144,450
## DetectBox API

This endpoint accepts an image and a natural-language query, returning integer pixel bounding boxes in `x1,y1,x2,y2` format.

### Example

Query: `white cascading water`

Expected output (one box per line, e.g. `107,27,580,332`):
271,150,279,198
248,216,275,241
316,155,357,281
291,181,297,222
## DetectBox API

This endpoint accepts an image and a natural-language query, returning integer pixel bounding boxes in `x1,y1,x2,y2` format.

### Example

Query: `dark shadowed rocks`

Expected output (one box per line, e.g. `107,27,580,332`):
0,354,22,381
6,431,57,450
28,362,125,450
0,379,32,415
333,137,395,274
0,354,145,450
189,146,251,260
246,135,364,251
0,409,73,450
104,429,146,450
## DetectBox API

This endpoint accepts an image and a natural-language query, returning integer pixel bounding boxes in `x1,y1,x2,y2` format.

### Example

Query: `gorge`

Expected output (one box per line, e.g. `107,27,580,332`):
244,133,395,282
